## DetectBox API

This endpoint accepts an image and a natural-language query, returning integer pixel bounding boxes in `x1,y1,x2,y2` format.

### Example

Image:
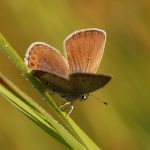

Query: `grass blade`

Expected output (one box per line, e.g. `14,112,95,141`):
0,74,87,150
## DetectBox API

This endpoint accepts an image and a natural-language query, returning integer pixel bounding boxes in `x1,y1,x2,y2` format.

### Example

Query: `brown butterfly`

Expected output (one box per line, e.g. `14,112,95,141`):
24,28,111,116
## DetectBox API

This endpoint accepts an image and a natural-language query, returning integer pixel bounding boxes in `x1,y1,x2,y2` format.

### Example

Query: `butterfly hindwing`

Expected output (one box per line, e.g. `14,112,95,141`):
69,73,111,94
34,69,74,94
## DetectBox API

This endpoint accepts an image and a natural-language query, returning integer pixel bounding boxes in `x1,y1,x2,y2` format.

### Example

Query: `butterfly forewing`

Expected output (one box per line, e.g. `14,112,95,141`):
65,29,106,73
25,42,69,78
69,73,111,94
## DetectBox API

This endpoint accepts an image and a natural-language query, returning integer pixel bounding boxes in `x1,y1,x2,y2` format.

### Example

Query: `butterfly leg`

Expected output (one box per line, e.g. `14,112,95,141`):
66,104,74,117
59,102,74,117
59,102,71,109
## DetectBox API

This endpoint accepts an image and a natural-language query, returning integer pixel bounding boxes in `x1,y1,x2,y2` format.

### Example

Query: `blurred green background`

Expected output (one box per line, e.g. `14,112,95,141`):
0,0,150,150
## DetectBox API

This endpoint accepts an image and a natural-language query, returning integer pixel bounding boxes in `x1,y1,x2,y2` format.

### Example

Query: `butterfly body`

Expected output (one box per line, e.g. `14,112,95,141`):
24,28,111,115
34,71,84,101
33,70,111,101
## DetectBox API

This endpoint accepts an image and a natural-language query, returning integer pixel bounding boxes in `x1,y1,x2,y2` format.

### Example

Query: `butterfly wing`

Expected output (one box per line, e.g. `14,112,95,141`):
69,73,111,94
24,42,69,78
33,69,74,94
64,28,106,73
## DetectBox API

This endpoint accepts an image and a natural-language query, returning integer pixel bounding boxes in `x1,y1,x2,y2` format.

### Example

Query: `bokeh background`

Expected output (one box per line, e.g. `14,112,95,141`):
0,0,150,150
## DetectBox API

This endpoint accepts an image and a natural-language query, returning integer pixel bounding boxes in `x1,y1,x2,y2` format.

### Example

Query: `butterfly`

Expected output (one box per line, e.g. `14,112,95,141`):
24,28,111,116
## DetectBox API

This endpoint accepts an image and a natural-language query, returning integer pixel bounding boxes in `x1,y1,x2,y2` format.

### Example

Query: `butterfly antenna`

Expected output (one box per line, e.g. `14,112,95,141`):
91,95,108,105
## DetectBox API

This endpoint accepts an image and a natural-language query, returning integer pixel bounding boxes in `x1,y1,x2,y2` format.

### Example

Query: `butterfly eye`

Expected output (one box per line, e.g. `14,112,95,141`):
80,94,89,101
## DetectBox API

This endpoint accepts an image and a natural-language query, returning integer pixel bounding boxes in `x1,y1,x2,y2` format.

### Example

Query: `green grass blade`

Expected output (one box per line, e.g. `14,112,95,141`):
0,76,87,150
68,118,100,150
0,84,68,148
0,32,85,145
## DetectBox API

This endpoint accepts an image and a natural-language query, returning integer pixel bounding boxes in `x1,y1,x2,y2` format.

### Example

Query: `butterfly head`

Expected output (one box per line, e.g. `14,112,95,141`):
79,93,89,101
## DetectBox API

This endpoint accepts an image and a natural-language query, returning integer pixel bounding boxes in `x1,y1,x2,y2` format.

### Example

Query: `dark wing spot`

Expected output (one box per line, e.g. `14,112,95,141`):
82,77,89,82
52,88,56,92
66,83,72,89
82,79,86,82
45,81,49,85
66,83,70,86
61,95,65,98
30,62,36,67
